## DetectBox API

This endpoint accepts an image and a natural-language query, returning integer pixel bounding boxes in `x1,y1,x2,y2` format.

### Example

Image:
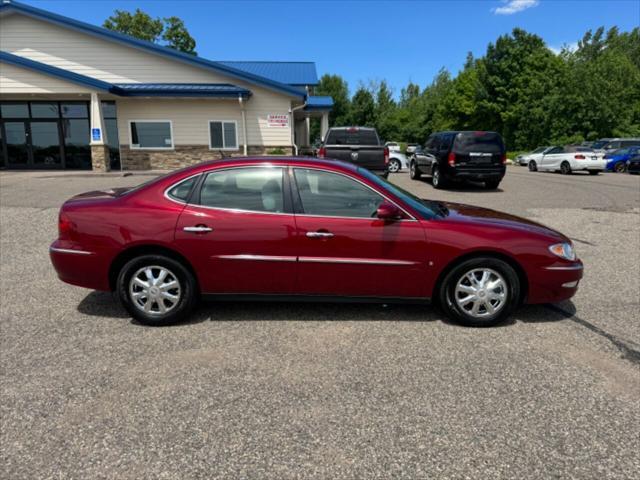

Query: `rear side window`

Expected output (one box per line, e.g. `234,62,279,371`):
453,132,505,154
326,129,379,145
199,167,284,213
167,176,198,202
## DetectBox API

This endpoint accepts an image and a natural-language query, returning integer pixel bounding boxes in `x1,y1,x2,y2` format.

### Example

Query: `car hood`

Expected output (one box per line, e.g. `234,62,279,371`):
436,202,567,241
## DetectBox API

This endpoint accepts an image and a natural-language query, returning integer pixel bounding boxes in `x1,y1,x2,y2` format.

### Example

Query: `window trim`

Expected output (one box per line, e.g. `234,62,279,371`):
208,120,239,151
291,166,416,221
129,119,174,150
193,165,290,216
164,173,202,205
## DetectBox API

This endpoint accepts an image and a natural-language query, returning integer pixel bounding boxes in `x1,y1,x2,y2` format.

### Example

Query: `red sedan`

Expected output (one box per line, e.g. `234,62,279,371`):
50,158,583,327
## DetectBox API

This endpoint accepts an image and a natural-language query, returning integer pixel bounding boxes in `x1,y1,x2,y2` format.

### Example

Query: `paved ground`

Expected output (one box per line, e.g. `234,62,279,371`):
1,166,639,479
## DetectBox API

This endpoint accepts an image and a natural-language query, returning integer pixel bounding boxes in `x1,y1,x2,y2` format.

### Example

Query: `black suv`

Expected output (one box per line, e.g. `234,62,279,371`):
410,131,507,189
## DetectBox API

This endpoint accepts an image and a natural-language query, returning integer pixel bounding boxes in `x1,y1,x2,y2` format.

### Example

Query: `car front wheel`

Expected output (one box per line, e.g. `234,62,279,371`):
410,161,421,180
439,257,520,327
117,254,197,326
614,162,626,173
528,161,537,172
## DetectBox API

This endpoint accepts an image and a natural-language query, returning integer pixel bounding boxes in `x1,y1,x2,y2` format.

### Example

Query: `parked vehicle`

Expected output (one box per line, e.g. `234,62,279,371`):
410,131,507,189
319,127,389,177
528,146,606,175
405,143,420,155
516,146,553,166
627,154,640,174
388,151,409,173
604,146,640,172
592,138,640,152
50,158,583,328
385,142,401,152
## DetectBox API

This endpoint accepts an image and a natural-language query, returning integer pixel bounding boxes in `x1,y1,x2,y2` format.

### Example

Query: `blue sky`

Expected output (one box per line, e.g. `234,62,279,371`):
27,0,640,97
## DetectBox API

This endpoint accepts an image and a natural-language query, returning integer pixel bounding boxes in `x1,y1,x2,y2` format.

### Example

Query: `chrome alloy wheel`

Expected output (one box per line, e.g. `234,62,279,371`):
129,266,182,316
388,159,401,173
454,268,507,318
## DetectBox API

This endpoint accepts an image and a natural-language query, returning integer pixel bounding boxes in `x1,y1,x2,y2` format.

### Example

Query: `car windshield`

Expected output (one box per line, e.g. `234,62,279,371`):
532,147,548,153
592,141,608,149
357,168,444,219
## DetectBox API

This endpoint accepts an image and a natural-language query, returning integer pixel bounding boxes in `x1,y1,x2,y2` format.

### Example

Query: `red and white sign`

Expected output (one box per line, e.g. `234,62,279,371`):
267,114,289,127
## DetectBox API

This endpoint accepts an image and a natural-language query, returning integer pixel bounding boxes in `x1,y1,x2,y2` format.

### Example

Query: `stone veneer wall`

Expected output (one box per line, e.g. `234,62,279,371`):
90,145,110,172
119,145,294,170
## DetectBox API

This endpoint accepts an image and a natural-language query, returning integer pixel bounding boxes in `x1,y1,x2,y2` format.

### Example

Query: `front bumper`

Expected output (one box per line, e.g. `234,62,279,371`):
527,260,584,304
50,240,111,291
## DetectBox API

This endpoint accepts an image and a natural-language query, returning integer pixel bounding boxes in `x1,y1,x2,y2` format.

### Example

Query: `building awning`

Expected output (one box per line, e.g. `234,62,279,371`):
114,83,252,98
304,96,333,111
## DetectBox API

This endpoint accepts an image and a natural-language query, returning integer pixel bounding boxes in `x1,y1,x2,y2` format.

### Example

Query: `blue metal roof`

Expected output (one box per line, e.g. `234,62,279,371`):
218,61,318,86
115,83,251,97
0,52,252,98
305,96,334,111
0,1,304,99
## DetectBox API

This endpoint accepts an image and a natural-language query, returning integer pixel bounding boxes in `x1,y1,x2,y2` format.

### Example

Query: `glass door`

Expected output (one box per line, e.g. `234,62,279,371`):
4,121,29,167
29,121,63,168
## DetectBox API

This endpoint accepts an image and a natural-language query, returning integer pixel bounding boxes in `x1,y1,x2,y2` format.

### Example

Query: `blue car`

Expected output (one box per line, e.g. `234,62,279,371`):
605,146,640,172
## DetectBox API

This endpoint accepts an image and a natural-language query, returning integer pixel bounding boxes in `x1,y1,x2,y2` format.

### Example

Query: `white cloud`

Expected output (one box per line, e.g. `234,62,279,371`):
549,42,578,55
493,0,540,15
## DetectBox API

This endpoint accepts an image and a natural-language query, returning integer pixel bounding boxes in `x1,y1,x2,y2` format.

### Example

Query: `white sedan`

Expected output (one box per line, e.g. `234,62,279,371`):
388,151,409,173
528,146,606,175
516,146,553,166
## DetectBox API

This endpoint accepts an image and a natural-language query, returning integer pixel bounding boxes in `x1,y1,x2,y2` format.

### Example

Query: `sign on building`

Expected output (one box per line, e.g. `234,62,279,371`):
267,114,289,127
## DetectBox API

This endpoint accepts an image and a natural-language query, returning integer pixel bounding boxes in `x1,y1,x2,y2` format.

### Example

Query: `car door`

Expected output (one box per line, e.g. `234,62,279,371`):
418,135,436,169
291,167,428,298
174,166,297,295
541,146,564,170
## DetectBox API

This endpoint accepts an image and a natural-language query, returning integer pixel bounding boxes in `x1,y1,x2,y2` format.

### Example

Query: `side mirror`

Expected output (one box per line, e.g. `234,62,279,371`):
376,202,402,221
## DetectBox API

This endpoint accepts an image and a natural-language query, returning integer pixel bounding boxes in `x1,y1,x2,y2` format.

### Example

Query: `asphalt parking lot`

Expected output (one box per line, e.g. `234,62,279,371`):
1,166,639,479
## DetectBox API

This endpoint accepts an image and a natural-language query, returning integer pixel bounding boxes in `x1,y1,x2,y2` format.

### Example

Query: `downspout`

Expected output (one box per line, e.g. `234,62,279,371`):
290,97,307,156
239,95,248,156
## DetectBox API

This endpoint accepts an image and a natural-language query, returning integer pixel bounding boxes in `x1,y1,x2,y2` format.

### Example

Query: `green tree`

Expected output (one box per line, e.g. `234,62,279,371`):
315,74,350,126
104,9,197,55
349,86,376,126
373,80,397,141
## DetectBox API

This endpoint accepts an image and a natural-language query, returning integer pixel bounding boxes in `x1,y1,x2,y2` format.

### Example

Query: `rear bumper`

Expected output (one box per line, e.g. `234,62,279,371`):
444,167,505,182
526,260,584,304
571,159,606,171
50,240,111,291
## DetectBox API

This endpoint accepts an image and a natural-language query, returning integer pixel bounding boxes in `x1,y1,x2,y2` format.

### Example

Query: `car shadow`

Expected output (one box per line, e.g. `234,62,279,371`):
416,177,504,193
77,291,577,328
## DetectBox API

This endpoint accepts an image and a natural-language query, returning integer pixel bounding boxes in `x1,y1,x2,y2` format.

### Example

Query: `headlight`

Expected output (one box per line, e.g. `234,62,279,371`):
549,242,576,261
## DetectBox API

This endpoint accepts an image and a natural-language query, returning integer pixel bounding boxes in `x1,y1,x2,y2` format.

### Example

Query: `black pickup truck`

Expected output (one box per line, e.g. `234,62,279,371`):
318,127,389,177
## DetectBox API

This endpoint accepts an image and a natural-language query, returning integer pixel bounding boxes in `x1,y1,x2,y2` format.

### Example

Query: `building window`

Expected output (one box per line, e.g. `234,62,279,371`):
209,120,238,150
129,121,173,149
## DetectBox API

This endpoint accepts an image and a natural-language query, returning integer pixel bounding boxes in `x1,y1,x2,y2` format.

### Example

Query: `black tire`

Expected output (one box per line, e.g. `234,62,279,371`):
117,254,197,326
614,162,626,173
438,257,520,327
388,158,401,173
528,160,537,172
560,161,572,175
588,170,600,175
431,165,446,189
484,180,501,190
410,161,421,180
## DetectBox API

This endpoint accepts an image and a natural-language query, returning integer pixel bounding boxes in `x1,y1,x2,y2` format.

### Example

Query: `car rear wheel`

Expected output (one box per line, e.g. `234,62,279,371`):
528,161,537,172
410,161,421,180
117,255,197,326
614,162,626,173
439,257,520,327
560,162,572,175
432,166,446,189
588,170,600,175
484,180,500,190
388,159,401,173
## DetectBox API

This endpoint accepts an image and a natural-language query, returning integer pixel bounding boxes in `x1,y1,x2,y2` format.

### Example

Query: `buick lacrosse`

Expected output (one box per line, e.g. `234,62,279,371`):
50,158,582,327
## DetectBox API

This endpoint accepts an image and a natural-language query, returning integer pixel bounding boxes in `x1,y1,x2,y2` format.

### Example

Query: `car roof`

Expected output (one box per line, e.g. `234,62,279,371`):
172,156,361,176
329,126,376,131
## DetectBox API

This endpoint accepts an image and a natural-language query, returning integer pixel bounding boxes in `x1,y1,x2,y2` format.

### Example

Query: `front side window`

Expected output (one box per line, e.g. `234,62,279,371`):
209,121,238,149
130,121,173,149
294,168,384,218
199,167,284,213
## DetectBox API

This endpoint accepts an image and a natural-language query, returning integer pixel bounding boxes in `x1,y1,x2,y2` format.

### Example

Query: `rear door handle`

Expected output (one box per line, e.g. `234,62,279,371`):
306,231,334,238
183,225,213,233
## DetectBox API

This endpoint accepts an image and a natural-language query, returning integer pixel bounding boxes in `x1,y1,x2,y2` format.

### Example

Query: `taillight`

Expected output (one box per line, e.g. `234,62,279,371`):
58,211,73,239
574,154,586,160
501,153,507,165
448,152,456,166
384,147,390,165
318,147,326,158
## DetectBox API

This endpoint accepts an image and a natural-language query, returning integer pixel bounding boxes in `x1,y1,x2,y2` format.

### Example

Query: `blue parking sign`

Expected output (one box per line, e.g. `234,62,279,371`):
91,128,101,141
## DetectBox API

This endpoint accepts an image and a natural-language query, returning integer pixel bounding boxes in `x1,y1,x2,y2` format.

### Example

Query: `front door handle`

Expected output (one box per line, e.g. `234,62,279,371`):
306,231,334,238
183,225,213,233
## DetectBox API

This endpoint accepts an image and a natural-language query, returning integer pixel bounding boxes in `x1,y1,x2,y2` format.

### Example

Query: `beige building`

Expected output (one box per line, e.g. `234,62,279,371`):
0,0,332,171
